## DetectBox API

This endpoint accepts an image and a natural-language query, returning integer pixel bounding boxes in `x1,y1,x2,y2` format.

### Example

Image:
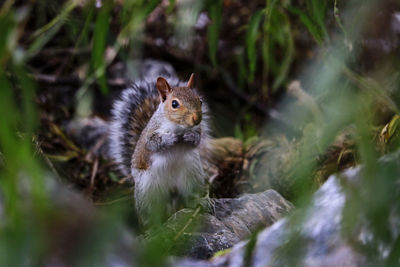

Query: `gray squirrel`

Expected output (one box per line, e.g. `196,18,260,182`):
109,73,210,223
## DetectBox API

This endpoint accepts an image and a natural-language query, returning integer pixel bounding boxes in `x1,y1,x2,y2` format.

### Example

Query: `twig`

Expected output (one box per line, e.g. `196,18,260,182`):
287,80,321,120
118,176,131,184
37,47,91,56
89,157,99,193
33,73,80,85
85,133,109,161
94,195,133,206
33,136,62,182
334,0,352,51
49,123,83,154
31,73,128,88
208,172,219,184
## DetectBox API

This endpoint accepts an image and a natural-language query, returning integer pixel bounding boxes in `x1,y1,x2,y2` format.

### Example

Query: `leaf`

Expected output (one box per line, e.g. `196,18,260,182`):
108,172,120,182
308,0,328,40
388,115,400,138
287,6,323,45
49,123,82,153
27,0,77,58
46,151,79,162
261,0,277,95
0,10,15,70
13,64,37,134
91,1,112,94
246,9,264,81
381,115,400,149
236,52,247,88
212,248,232,258
167,0,176,13
75,5,95,48
272,11,294,90
207,0,223,67
234,123,244,141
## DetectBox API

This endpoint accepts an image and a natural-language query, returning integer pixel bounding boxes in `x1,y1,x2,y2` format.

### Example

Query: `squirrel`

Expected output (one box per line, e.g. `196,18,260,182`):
109,73,209,223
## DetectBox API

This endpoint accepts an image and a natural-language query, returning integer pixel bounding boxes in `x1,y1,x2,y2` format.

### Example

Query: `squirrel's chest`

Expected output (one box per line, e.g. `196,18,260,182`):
134,149,203,195
151,149,198,181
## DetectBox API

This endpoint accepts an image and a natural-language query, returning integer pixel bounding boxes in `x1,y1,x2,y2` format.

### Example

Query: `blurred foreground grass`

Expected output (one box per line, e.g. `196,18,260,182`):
1,0,400,265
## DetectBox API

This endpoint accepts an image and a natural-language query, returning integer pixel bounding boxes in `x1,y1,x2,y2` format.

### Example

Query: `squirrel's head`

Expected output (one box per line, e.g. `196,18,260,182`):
156,73,203,128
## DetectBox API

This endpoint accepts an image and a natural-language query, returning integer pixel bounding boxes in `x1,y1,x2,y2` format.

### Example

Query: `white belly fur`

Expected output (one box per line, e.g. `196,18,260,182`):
133,147,204,213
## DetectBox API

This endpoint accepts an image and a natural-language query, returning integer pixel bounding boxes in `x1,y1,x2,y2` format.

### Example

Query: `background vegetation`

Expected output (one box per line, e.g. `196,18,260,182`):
1,0,400,265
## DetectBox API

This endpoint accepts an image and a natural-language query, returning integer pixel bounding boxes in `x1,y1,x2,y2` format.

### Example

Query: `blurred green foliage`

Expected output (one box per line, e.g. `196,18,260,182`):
1,0,400,265
207,0,223,67
288,0,328,44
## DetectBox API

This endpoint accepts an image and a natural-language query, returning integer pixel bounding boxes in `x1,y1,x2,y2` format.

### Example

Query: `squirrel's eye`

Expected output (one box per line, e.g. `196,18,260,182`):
199,100,203,105
172,100,180,109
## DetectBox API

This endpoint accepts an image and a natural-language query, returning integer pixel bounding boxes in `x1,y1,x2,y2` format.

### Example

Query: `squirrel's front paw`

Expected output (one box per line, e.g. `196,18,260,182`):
147,133,179,151
162,134,179,147
183,130,201,147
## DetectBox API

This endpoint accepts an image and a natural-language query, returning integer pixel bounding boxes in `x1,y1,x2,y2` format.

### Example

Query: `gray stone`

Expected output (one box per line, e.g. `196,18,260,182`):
162,189,292,260
175,150,400,266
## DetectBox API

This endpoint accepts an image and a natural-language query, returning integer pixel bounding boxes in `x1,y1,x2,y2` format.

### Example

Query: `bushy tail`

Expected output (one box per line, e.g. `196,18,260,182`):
66,117,111,160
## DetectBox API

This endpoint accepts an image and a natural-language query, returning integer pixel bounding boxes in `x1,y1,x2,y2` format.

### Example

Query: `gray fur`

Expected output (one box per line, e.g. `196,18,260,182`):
131,102,210,222
109,69,211,223
146,132,180,152
109,76,185,176
182,129,202,147
146,129,202,152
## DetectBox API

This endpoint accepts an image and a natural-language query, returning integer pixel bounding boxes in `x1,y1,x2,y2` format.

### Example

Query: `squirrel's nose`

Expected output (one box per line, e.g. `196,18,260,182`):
192,113,201,126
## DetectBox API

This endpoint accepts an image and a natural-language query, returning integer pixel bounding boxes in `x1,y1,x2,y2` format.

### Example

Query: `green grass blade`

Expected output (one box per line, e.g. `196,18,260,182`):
27,0,77,58
207,0,223,67
272,11,294,90
287,6,323,45
246,9,264,81
91,1,112,94
308,0,328,41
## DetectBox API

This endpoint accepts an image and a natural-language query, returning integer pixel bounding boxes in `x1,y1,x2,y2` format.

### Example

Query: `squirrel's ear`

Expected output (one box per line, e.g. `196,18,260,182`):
187,73,195,89
156,77,172,102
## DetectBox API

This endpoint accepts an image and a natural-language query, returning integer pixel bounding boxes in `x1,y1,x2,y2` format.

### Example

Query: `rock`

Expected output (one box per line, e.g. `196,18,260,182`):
174,175,365,267
204,176,364,267
212,190,292,240
156,189,292,260
175,150,400,266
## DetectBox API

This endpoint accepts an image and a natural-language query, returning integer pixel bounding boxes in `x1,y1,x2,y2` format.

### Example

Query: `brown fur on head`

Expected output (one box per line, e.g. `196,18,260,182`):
156,74,202,128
